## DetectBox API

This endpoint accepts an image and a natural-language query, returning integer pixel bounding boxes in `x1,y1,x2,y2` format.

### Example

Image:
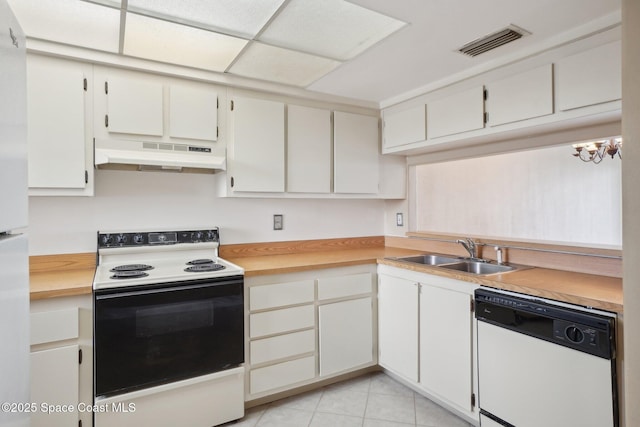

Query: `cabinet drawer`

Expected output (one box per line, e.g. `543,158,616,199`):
249,280,315,311
250,305,315,338
30,308,78,346
317,273,372,300
251,329,315,365
250,356,316,395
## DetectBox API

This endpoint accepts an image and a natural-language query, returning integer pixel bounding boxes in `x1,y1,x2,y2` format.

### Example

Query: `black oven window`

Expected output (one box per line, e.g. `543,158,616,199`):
94,278,244,398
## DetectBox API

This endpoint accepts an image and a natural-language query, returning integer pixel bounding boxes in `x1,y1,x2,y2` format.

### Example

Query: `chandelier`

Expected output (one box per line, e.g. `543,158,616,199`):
572,137,622,164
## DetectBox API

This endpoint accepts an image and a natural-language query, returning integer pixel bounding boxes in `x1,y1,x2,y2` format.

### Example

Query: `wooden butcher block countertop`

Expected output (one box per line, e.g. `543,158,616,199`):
30,252,95,300
29,236,623,313
378,258,623,313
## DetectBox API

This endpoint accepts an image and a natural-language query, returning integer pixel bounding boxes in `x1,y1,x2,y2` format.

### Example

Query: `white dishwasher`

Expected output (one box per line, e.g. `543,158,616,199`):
475,288,618,427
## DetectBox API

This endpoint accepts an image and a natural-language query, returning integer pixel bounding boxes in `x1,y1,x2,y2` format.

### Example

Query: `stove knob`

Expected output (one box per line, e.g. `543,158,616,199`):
206,230,217,241
101,234,114,246
133,234,144,244
191,231,204,242
116,234,128,245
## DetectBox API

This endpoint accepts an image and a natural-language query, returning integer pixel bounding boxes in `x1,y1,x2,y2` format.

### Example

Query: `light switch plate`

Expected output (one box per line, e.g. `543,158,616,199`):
396,213,404,227
273,214,283,230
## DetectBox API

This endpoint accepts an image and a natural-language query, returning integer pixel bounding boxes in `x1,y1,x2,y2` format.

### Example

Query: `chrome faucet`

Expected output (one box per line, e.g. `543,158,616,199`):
456,238,478,259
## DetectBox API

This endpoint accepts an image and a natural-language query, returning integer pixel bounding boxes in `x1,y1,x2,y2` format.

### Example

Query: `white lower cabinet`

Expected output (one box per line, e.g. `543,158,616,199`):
319,297,373,376
377,265,479,424
29,295,93,427
246,266,376,401
419,281,474,412
31,345,79,427
377,274,418,382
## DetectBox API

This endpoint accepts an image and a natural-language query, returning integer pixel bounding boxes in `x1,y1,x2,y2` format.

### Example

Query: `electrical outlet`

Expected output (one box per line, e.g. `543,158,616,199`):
396,213,404,227
273,214,283,230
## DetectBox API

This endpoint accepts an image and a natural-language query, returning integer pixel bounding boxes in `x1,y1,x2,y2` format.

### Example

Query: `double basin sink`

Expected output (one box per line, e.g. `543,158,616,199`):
390,254,523,276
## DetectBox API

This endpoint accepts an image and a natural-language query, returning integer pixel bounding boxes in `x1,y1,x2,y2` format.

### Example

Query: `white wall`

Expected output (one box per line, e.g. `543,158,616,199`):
622,0,640,425
28,169,386,255
413,144,622,247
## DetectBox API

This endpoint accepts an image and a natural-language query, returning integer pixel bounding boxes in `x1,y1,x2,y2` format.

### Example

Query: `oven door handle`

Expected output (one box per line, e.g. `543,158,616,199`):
95,280,241,300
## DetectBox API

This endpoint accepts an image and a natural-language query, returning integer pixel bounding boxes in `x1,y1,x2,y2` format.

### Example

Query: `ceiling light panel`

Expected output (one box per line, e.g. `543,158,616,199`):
7,0,120,52
258,0,407,61
124,13,248,72
228,42,341,87
127,0,286,39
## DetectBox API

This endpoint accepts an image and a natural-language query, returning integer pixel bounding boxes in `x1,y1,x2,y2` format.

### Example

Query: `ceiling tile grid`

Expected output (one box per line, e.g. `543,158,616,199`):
7,0,620,103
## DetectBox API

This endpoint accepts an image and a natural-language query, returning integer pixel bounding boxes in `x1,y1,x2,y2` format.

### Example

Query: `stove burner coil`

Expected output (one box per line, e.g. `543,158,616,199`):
186,259,215,265
184,263,226,273
110,264,154,272
110,270,150,279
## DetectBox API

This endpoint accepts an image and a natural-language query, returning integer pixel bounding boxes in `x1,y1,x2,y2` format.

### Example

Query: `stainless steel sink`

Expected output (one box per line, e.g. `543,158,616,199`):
389,253,528,276
438,260,516,275
394,254,462,265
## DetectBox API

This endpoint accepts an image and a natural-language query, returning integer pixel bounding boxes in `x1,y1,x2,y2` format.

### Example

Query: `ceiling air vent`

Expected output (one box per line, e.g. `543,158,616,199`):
458,25,529,57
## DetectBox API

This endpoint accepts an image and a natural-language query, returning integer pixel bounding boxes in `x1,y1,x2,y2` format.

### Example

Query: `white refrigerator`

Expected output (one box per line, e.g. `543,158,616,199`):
0,0,29,426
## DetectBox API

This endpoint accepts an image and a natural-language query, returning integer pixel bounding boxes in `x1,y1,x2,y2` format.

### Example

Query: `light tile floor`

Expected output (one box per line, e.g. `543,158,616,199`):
231,372,473,427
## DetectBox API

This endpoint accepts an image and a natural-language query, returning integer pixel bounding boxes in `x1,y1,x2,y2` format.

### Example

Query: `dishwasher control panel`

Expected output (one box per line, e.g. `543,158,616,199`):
475,288,615,360
553,319,603,349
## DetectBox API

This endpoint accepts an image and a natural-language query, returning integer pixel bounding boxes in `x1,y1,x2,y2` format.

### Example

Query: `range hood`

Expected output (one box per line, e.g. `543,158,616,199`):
95,138,226,173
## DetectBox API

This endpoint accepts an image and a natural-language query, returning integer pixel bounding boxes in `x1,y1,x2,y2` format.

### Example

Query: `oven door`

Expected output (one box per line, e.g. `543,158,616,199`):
94,276,244,398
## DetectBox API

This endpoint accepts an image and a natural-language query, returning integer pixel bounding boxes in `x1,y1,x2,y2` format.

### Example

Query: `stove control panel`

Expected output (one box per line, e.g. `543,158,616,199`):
98,228,220,248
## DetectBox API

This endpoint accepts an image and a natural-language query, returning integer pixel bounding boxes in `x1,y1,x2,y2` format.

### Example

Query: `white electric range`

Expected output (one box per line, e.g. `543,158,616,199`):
92,228,245,427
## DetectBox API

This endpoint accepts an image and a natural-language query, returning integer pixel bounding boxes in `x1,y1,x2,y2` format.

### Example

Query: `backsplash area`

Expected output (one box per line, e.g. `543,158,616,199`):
28,169,386,255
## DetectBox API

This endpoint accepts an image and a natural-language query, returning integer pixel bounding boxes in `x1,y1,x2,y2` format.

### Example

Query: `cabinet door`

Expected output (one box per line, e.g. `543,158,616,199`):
107,76,163,136
169,84,218,141
27,55,89,190
334,111,379,194
287,105,331,193
486,64,553,126
427,86,485,139
231,96,285,192
419,283,473,412
30,345,79,427
319,297,373,376
383,105,426,149
378,274,418,381
556,40,621,111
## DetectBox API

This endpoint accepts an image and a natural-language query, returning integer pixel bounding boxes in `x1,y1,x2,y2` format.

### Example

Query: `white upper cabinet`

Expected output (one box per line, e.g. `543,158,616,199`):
556,40,622,111
427,86,485,139
287,105,331,193
381,31,621,156
106,76,163,136
383,105,426,149
486,64,553,126
334,111,379,194
230,96,285,192
169,85,218,141
27,54,93,196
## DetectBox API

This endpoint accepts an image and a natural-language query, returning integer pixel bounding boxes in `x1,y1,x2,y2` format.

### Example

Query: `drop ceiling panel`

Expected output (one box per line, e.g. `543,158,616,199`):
124,13,248,72
126,0,286,38
229,42,341,87
258,0,406,61
8,0,120,52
